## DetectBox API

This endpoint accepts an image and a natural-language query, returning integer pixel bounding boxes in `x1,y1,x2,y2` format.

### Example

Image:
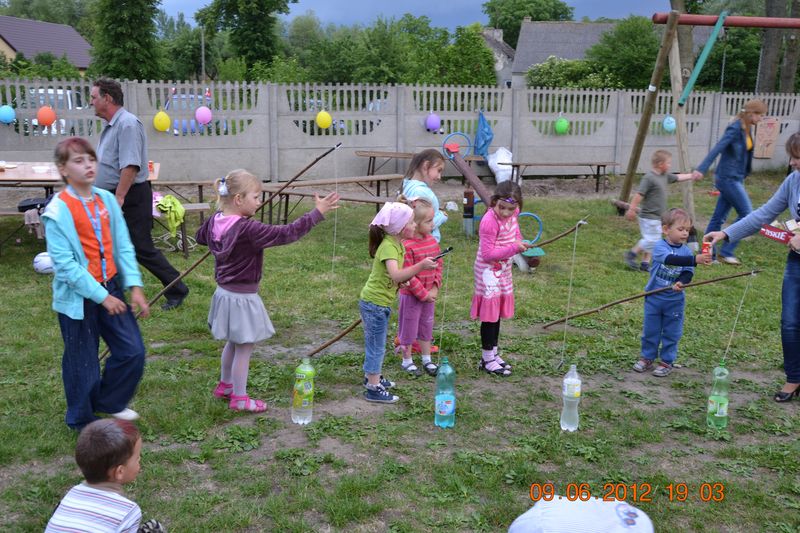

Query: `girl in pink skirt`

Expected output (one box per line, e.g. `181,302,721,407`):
471,182,531,376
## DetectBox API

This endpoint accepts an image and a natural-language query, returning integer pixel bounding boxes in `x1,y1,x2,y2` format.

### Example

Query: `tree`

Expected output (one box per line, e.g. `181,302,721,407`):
196,0,297,68
756,0,784,92
694,28,760,92
441,24,497,86
584,16,660,90
482,0,573,48
525,56,622,88
250,56,309,82
90,0,161,79
779,0,800,93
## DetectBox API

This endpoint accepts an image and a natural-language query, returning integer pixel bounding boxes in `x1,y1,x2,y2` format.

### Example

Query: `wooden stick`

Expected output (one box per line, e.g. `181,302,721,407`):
537,216,590,248
304,318,362,358
99,143,342,361
542,270,761,329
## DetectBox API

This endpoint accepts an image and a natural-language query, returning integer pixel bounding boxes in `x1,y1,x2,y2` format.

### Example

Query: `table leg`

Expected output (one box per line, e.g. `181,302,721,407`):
198,185,205,224
181,220,188,259
283,194,289,224
594,165,606,192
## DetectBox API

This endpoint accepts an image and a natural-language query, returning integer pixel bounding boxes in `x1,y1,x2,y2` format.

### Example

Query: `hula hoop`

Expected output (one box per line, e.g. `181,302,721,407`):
441,132,472,159
473,198,487,222
518,212,544,244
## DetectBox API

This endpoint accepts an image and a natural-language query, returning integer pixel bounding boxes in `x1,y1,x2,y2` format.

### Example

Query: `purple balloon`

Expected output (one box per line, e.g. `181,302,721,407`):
195,106,212,125
425,113,441,132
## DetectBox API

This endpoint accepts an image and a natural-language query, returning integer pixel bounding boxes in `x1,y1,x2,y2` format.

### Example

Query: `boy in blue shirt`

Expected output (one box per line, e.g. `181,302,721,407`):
633,208,712,376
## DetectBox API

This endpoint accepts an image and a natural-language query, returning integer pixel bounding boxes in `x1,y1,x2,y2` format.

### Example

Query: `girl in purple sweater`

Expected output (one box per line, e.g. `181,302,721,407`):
196,170,339,412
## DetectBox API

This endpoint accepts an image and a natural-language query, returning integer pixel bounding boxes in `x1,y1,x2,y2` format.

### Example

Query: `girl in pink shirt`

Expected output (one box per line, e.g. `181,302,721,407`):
471,182,531,376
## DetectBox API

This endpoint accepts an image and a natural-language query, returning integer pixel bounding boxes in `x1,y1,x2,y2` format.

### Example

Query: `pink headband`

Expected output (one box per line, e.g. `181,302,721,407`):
371,202,413,235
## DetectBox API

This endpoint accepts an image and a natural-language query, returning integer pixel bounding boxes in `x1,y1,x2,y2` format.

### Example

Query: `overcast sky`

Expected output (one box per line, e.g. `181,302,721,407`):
161,0,674,32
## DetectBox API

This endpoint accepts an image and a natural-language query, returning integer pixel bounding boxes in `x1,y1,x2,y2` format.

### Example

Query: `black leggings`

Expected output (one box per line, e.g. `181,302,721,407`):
480,320,501,350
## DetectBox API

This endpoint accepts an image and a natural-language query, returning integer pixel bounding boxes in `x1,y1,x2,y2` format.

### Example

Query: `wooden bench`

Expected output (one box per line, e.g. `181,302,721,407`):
261,186,393,224
498,161,618,191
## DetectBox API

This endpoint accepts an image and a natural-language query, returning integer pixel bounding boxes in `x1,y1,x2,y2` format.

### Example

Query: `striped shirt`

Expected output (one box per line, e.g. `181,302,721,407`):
400,234,442,301
46,483,141,533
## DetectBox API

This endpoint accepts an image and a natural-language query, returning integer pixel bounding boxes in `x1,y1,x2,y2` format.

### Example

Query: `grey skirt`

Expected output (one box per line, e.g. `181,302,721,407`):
208,286,275,344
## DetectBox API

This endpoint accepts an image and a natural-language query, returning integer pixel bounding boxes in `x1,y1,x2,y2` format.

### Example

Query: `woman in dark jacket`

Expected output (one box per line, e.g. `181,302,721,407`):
692,99,767,265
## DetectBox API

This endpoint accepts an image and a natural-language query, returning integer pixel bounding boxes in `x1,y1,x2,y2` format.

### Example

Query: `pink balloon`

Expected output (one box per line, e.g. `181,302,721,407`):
195,106,212,125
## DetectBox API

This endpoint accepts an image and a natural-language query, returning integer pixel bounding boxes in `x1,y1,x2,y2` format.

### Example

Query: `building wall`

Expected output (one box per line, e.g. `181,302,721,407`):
0,37,16,62
0,79,796,181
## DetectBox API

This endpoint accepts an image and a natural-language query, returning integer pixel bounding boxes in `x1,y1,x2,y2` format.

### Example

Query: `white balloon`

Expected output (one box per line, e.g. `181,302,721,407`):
33,252,55,274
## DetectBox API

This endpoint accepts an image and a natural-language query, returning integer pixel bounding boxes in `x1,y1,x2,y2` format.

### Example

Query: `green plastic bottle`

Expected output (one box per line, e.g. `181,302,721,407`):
706,362,730,429
291,357,315,425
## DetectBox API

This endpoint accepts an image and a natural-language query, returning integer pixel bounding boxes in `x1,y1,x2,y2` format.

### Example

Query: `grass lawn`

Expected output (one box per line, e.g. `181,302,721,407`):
0,172,798,532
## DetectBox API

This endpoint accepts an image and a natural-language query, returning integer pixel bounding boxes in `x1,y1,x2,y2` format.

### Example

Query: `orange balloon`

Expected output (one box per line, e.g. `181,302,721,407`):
37,105,56,127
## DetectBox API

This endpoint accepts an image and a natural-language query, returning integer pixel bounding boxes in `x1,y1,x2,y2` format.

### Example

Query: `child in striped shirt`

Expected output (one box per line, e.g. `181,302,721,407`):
397,198,443,377
46,419,164,533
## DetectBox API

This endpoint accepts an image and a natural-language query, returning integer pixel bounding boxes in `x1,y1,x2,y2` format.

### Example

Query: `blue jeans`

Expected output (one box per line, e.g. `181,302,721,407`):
57,276,146,430
705,176,752,258
641,292,685,364
359,299,391,375
781,252,800,383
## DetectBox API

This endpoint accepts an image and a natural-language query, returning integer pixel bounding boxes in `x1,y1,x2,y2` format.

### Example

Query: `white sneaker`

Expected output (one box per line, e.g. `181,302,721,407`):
110,408,140,421
720,256,741,265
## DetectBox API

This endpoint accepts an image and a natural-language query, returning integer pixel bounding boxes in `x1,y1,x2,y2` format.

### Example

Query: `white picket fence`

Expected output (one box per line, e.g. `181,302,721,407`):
1,79,796,181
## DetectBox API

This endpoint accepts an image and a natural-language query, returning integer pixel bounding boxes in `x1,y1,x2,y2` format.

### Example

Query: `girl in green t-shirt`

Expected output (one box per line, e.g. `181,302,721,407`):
359,202,437,403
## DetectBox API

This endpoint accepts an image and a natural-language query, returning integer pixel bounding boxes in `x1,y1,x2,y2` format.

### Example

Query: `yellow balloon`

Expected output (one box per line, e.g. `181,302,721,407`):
315,110,332,129
153,111,170,132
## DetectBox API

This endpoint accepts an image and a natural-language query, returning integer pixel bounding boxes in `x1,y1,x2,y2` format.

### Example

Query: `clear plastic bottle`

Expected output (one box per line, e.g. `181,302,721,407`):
560,364,581,432
706,362,730,429
434,357,455,428
291,357,315,425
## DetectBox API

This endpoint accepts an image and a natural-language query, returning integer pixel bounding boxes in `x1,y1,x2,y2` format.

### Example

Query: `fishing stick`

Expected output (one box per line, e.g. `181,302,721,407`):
542,270,760,329
537,216,590,248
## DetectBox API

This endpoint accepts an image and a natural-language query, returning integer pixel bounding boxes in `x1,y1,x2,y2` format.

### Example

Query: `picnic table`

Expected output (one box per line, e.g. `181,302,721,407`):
0,162,161,196
497,161,617,191
262,174,402,224
355,150,485,178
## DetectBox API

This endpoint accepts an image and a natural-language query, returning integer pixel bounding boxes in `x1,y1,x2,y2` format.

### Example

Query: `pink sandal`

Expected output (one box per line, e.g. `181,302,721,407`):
479,357,512,377
213,381,233,399
229,394,267,413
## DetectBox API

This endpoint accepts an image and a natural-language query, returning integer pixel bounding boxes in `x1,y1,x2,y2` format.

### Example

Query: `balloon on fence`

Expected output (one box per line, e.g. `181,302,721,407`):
36,106,56,127
153,110,170,132
662,115,676,133
316,110,332,129
195,106,212,125
554,116,570,135
0,105,15,124
425,112,441,132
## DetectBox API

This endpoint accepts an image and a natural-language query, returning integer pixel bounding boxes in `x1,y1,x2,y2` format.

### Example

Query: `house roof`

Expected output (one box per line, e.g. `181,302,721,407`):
0,15,91,69
482,30,515,60
512,21,712,75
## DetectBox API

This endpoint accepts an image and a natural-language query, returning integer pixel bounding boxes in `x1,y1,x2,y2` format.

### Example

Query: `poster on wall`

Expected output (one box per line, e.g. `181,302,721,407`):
754,117,780,159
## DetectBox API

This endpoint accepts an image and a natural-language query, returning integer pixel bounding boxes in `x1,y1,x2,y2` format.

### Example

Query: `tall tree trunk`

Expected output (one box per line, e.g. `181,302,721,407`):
756,0,785,93
779,0,800,93
670,0,694,87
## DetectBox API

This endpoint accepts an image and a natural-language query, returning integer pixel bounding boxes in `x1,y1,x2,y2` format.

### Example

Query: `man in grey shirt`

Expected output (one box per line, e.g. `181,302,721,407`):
92,78,189,310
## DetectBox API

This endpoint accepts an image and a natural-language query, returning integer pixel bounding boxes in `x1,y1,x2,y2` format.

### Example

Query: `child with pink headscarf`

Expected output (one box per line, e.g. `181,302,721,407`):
359,202,437,403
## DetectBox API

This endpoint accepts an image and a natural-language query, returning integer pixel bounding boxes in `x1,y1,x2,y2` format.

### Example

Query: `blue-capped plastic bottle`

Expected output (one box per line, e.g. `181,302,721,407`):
434,357,455,428
291,357,315,425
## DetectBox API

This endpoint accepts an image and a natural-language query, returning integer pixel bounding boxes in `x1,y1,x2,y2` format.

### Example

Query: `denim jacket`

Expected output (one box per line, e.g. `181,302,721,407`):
696,119,753,180
42,187,143,320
